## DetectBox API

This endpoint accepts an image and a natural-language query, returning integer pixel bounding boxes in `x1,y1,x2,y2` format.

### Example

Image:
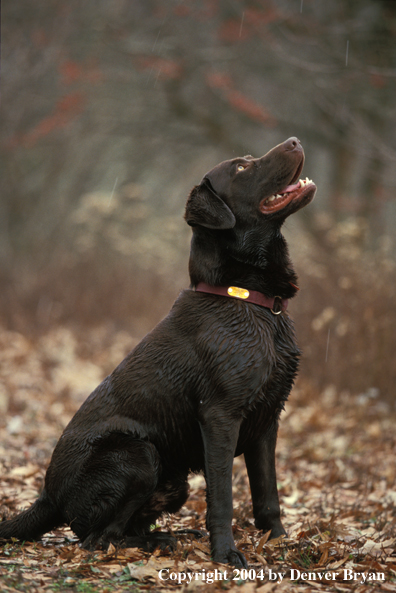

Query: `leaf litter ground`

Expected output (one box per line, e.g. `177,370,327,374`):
0,326,395,592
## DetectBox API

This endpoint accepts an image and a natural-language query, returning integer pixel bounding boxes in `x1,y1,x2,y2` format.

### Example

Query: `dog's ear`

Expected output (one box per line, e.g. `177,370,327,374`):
184,181,236,229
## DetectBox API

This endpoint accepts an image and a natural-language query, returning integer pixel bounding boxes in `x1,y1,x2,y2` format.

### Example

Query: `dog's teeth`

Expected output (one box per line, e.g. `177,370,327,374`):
299,177,313,188
266,192,287,204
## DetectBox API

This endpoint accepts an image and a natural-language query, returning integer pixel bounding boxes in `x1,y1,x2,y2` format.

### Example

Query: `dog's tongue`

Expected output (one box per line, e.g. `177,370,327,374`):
280,181,301,194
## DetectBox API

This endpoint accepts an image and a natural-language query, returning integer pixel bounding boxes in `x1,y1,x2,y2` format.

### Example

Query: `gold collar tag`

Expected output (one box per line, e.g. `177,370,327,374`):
227,286,250,299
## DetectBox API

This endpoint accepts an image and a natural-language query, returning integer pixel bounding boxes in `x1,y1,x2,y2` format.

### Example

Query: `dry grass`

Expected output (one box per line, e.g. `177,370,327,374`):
288,214,396,405
1,210,395,405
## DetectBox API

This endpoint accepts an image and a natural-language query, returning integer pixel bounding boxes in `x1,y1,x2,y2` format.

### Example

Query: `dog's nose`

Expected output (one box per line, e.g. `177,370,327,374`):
283,137,302,152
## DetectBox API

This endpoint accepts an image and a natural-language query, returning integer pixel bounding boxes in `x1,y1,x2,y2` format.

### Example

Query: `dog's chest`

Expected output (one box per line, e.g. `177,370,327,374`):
244,312,299,405
197,301,299,404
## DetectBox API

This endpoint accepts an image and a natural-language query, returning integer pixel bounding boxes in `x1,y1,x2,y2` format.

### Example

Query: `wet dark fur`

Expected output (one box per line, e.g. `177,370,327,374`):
0,138,316,568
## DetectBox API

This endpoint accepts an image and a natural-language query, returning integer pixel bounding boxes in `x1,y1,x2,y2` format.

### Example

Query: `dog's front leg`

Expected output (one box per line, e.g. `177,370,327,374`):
199,414,247,568
244,421,286,539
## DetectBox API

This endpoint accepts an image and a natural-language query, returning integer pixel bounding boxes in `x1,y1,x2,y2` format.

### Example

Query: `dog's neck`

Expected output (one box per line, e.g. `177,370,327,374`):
188,229,299,299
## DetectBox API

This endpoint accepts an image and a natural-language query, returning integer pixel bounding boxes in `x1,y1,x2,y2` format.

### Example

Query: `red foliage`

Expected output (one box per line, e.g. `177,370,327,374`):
218,18,250,42
60,59,104,86
370,73,387,88
205,72,233,90
218,6,278,43
60,60,84,85
227,90,277,126
244,7,278,27
172,0,218,21
5,54,104,149
173,4,192,17
197,0,219,21
55,92,85,113
11,92,86,148
206,70,277,127
135,56,183,80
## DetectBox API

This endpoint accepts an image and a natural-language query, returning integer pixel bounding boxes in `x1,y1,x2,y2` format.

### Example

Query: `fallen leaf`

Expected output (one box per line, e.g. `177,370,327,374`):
9,464,40,478
256,530,271,554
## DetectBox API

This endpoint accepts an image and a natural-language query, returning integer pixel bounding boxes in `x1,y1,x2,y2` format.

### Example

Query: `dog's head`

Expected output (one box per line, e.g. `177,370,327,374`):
185,137,316,231
184,138,316,292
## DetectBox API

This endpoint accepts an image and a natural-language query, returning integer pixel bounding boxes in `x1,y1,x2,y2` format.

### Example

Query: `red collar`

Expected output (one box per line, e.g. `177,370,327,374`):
194,282,289,315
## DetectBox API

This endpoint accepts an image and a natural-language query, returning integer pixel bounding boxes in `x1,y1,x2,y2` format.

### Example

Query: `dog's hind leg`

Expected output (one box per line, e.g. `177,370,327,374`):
122,474,199,551
61,436,161,550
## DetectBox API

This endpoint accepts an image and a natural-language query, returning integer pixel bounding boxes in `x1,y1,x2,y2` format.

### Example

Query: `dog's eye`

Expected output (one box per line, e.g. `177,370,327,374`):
237,164,247,172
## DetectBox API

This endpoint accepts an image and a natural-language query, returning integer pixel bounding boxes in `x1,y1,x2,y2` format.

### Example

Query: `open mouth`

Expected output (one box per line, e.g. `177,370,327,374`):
260,177,316,214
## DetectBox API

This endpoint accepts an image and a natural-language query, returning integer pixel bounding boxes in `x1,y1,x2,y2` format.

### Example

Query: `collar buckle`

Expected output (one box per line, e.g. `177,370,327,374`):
270,296,283,315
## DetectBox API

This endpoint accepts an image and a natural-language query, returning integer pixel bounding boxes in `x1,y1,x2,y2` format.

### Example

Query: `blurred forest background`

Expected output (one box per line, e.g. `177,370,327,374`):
1,0,396,404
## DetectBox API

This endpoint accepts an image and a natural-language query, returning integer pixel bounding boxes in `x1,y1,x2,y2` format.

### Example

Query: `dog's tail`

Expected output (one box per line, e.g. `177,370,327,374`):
0,489,61,542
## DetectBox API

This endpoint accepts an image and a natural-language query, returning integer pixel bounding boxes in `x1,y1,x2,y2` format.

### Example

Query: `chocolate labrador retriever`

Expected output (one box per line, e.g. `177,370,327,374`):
0,137,316,568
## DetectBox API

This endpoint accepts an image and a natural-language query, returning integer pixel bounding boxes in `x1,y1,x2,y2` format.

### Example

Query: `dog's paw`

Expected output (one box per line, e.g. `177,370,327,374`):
124,532,177,553
148,532,178,552
256,517,287,540
266,522,287,540
81,531,123,552
213,547,248,568
81,532,101,551
269,525,287,539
